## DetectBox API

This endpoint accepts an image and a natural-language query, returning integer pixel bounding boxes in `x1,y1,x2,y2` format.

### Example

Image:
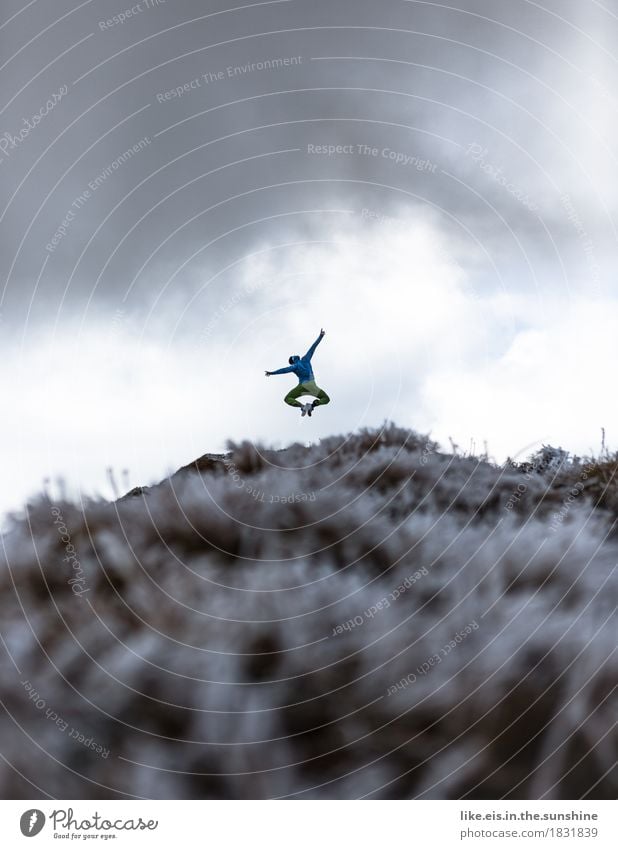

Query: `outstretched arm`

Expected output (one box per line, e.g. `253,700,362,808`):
265,365,295,376
303,328,325,361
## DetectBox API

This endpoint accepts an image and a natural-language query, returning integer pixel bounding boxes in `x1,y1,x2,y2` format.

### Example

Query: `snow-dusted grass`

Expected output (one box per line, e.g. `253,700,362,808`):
0,424,616,799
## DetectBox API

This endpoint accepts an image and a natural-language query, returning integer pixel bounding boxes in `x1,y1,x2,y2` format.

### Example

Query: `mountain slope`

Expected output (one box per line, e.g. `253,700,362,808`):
0,423,616,799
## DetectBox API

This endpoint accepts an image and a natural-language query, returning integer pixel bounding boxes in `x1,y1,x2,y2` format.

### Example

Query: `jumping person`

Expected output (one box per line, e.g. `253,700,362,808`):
265,329,331,416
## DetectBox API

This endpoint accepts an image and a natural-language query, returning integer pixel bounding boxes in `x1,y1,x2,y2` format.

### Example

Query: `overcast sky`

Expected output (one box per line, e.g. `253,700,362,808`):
1,0,617,517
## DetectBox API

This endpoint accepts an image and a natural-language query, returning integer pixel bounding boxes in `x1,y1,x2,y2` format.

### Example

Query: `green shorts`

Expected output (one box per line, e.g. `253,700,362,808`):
284,380,331,408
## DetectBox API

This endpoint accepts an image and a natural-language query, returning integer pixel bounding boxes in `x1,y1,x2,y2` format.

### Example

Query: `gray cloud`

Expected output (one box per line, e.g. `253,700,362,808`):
1,0,615,318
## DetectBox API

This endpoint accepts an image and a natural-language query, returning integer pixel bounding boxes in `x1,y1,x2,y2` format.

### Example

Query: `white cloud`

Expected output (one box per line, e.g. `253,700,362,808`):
3,211,616,519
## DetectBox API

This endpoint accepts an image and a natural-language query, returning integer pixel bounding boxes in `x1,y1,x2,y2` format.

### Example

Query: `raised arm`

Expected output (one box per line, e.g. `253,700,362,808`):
303,328,325,361
265,365,295,376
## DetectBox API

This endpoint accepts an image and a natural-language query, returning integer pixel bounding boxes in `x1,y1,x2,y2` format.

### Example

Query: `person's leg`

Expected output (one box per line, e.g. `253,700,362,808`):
284,384,306,408
312,385,330,407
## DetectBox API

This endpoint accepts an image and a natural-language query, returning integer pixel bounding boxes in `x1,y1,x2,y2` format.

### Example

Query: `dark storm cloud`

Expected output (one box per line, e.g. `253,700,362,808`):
0,0,615,326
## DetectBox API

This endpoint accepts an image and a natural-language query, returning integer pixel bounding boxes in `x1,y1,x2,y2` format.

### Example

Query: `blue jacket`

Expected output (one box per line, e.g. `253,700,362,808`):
269,333,324,384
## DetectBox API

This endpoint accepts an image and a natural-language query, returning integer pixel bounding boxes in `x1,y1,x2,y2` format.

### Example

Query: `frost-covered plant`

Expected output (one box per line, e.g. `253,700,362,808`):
0,423,615,800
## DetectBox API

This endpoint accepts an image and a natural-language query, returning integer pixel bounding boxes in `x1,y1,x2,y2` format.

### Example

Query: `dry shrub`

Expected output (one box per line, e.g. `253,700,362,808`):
0,424,615,799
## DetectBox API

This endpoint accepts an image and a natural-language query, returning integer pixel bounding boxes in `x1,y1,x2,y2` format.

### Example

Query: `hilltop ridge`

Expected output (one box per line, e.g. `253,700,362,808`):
1,423,616,799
